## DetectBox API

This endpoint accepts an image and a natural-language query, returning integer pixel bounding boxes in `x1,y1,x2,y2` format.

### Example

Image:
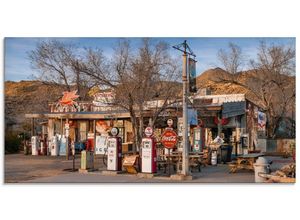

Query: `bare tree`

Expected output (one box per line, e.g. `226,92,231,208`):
216,41,295,138
77,39,181,149
249,42,295,137
29,40,94,100
218,42,244,75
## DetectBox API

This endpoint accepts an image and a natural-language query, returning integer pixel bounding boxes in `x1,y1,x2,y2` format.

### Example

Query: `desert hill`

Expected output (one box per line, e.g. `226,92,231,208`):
5,81,66,131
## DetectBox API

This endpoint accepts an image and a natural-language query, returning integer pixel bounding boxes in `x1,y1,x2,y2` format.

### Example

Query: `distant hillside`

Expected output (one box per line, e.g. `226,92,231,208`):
196,67,295,113
5,81,66,132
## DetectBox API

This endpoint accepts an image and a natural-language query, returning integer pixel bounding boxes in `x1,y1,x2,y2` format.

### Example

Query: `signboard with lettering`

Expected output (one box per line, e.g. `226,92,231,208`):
161,130,178,149
93,91,115,106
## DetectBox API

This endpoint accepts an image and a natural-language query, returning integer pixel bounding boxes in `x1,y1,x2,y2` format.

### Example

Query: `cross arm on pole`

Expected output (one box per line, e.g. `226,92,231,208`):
172,40,196,58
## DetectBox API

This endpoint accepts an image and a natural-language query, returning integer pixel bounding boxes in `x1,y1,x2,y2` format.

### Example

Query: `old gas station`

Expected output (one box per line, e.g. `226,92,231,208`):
22,40,295,183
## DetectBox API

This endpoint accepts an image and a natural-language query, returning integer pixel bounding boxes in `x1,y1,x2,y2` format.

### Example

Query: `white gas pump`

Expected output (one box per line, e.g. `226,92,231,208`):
31,136,39,155
141,127,157,173
59,135,67,156
50,135,59,156
107,127,122,171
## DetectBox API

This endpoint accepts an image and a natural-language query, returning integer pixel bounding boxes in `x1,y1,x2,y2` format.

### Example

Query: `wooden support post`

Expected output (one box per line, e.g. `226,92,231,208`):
66,118,69,160
217,112,222,137
60,118,63,135
93,120,96,168
93,120,96,150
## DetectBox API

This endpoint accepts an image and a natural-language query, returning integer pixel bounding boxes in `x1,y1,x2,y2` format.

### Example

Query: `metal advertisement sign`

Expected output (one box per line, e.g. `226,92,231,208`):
161,129,178,149
111,127,119,136
145,127,153,137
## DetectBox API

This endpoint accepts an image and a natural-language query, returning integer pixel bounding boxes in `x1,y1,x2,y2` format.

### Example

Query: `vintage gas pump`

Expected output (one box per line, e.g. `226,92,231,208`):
107,127,122,171
50,135,59,156
87,132,95,151
31,136,39,155
141,127,157,173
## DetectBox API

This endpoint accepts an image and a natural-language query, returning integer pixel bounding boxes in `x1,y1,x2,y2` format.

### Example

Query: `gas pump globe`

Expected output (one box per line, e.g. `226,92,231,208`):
107,127,122,171
141,127,157,173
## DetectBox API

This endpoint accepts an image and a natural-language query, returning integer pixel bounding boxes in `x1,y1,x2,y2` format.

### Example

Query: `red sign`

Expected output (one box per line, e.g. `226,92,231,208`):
161,129,177,149
59,90,79,106
145,127,153,137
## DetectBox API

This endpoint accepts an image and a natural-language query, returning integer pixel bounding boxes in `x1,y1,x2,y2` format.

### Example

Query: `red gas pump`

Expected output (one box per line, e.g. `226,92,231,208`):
141,127,157,173
107,127,122,171
86,132,94,151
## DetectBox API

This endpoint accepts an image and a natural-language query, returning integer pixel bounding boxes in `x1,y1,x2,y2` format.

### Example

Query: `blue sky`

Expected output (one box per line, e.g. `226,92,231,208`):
4,37,295,81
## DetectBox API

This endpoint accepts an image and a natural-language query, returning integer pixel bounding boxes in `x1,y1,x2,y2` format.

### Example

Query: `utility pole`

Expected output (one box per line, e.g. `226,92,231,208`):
173,40,196,176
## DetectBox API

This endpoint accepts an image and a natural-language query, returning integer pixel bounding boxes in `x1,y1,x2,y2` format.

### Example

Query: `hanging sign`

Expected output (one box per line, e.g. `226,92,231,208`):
188,58,197,93
161,129,178,149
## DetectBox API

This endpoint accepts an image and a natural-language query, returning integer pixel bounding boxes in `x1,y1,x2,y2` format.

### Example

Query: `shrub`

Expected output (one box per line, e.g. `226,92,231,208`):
5,132,22,154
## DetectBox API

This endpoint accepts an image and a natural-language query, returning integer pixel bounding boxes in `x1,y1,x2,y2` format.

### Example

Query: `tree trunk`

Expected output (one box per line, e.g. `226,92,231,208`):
130,115,139,152
138,112,144,152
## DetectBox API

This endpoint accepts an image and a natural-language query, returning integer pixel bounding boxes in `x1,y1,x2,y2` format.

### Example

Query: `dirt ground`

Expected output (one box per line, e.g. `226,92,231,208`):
4,154,106,183
4,153,294,183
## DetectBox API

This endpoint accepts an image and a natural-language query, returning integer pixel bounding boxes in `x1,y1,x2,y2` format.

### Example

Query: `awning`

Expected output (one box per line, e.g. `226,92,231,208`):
222,101,246,118
25,111,131,119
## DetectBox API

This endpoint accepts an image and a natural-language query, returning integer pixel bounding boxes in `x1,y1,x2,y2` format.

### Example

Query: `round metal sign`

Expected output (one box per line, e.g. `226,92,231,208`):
144,127,153,137
167,119,173,127
161,129,177,149
111,127,119,136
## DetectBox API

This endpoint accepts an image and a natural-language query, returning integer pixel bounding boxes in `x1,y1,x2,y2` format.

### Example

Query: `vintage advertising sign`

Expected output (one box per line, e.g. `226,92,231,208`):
111,127,119,136
96,120,111,135
95,136,108,155
51,90,84,112
161,129,178,149
144,127,153,137
92,91,115,106
59,90,79,106
177,117,183,137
